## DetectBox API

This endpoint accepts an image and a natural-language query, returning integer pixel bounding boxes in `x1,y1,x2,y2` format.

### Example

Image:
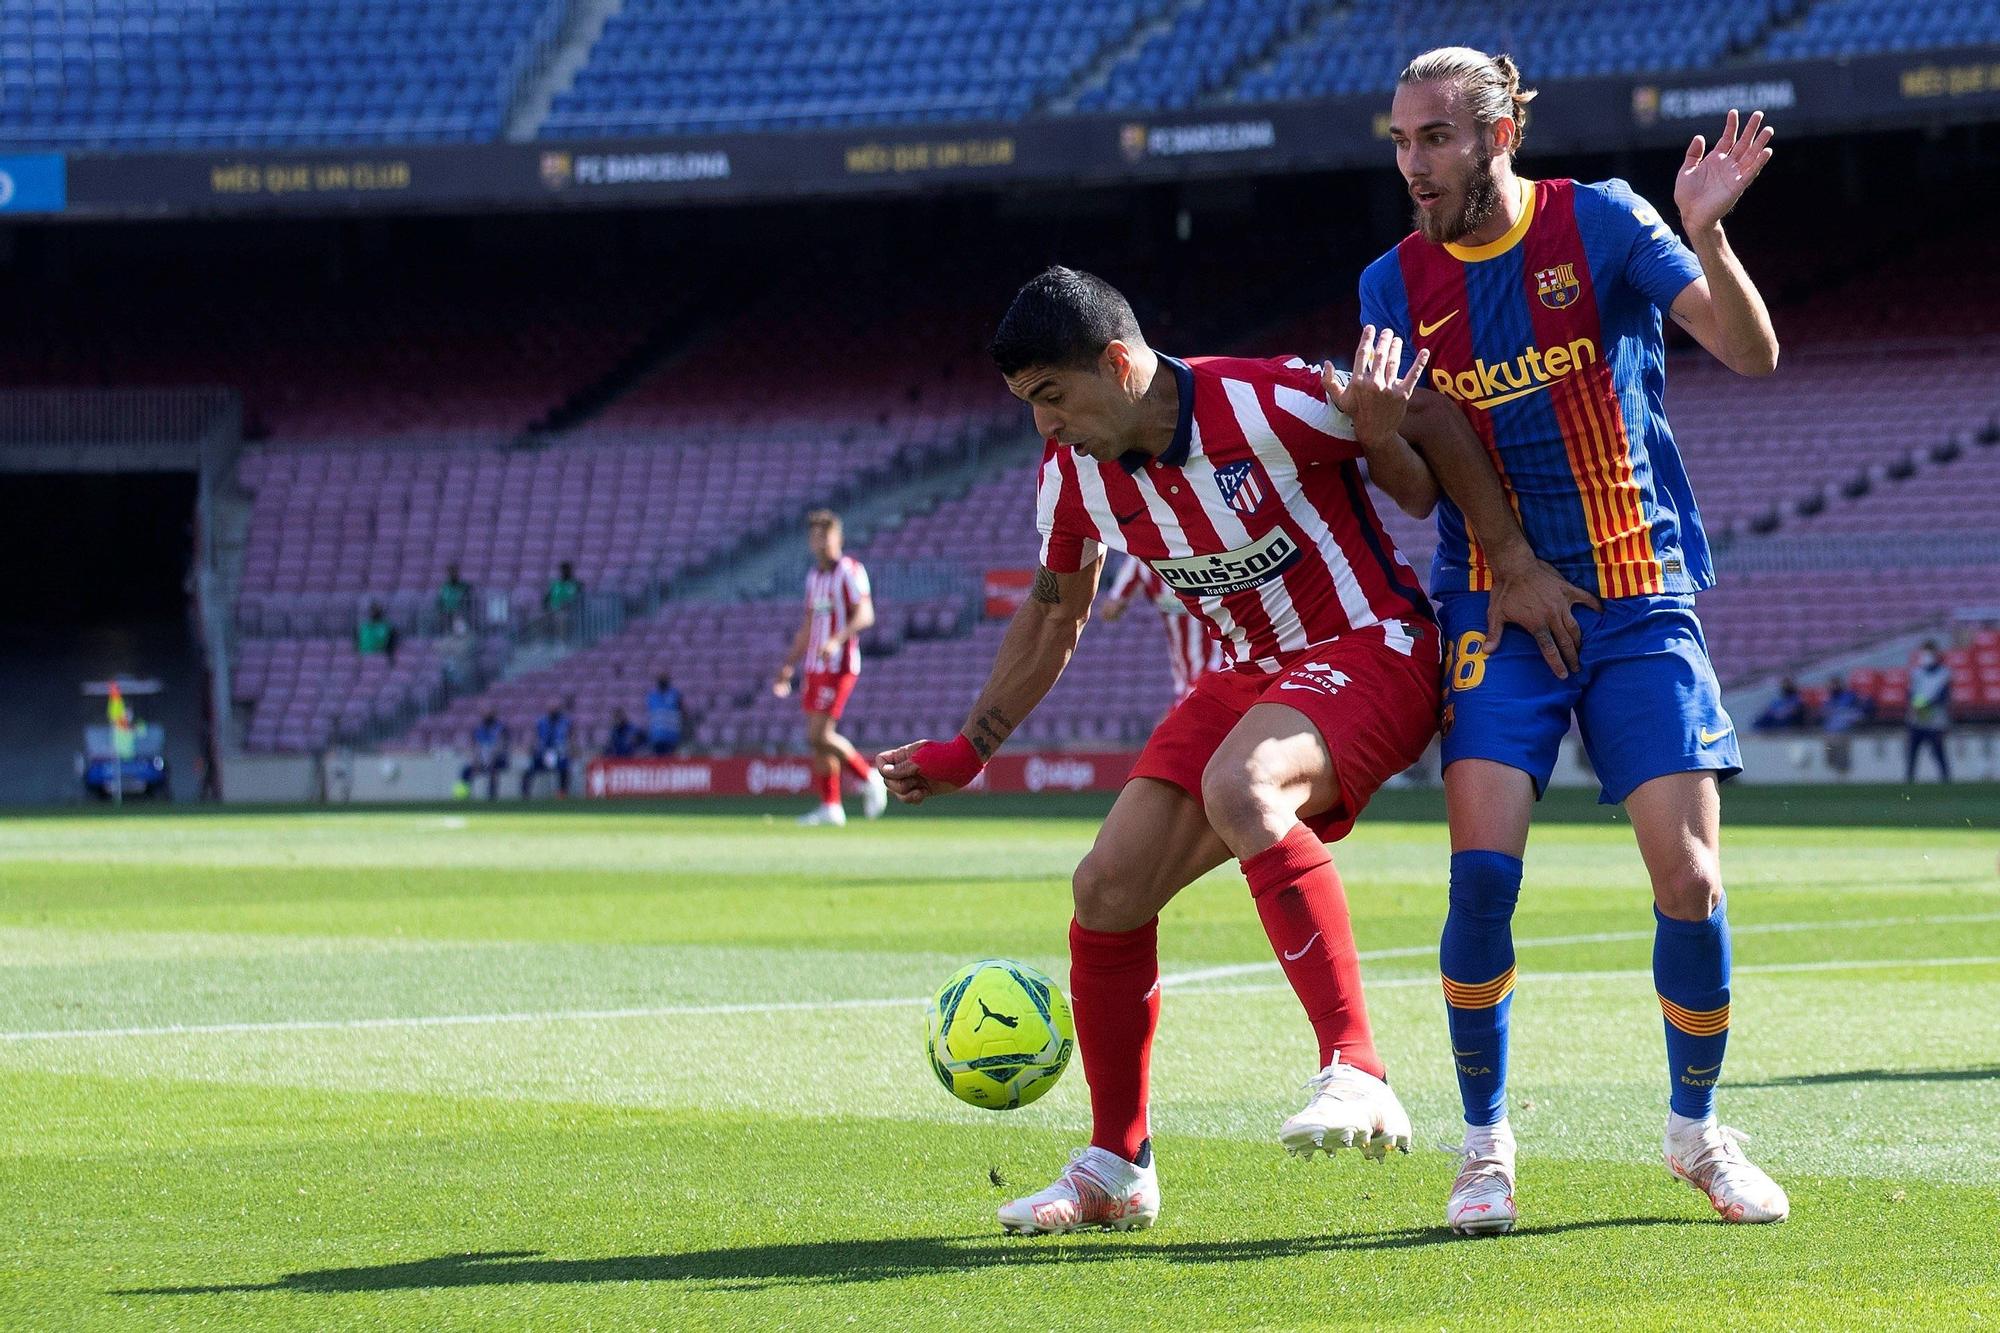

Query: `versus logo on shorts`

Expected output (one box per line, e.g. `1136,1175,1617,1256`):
1151,528,1301,598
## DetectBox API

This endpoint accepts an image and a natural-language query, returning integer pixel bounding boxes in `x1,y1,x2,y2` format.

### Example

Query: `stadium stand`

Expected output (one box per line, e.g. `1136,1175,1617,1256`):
543,0,1143,137
0,269,665,447
0,0,567,149
1763,0,2000,60
369,226,2000,762
1077,0,1324,114
234,635,447,752
1234,1,1799,105
6,0,2000,154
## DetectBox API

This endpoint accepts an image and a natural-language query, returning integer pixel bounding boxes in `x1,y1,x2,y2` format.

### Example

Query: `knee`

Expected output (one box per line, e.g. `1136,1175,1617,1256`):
1199,746,1290,850
1654,858,1723,921
1071,851,1157,933
1447,849,1523,919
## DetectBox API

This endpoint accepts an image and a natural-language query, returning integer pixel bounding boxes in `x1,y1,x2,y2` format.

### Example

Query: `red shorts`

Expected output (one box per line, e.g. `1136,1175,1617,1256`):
1129,621,1442,842
801,671,858,719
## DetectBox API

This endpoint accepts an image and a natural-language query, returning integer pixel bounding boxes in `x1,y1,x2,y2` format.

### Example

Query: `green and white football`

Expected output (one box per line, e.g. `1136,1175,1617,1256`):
925,959,1075,1110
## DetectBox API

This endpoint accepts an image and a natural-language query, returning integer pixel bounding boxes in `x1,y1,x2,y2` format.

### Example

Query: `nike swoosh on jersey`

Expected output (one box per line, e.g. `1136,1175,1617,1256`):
1114,507,1145,525
1282,931,1322,961
1698,725,1734,745
1417,310,1461,337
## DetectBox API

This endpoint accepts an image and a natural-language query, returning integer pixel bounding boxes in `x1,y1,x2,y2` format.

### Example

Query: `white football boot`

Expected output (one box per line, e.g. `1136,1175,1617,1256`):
1664,1115,1790,1224
860,768,889,819
998,1145,1160,1235
1279,1054,1413,1160
796,803,847,827
1446,1119,1518,1235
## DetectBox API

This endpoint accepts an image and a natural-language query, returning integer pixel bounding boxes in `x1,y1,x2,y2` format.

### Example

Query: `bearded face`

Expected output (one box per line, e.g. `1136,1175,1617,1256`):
1412,138,1505,245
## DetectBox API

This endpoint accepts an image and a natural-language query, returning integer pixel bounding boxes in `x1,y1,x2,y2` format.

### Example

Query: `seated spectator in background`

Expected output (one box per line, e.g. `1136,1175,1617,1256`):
604,708,642,758
546,561,584,641
458,712,509,800
438,564,474,635
522,701,573,798
1820,674,1872,777
647,673,685,756
1906,640,1953,783
356,602,397,660
1753,677,1807,732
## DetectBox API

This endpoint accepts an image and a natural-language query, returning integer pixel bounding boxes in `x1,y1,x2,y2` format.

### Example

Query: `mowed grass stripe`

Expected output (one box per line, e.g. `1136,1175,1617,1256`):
5,950,1996,1043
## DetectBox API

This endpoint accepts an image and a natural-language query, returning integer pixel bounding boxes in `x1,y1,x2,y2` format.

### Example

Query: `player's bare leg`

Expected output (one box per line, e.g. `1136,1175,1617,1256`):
795,713,847,826
1440,758,1536,1233
804,710,887,820
1626,771,1787,1223
1202,703,1411,1162
999,778,1229,1234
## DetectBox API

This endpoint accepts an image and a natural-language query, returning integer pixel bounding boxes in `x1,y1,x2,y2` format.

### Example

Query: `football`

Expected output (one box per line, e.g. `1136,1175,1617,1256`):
925,959,1075,1110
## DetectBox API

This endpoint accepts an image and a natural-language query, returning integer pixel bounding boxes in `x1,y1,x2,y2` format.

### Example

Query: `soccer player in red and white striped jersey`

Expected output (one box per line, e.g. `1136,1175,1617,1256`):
1099,555,1227,703
773,509,888,825
880,268,1573,1235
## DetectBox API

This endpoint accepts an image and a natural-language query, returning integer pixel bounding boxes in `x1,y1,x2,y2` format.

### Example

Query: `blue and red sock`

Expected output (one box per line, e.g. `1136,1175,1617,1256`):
1655,897,1731,1121
1440,850,1520,1127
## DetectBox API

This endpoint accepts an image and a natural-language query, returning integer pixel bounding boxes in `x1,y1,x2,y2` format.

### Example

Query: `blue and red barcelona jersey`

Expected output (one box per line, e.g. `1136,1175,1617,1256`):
1360,177,1709,599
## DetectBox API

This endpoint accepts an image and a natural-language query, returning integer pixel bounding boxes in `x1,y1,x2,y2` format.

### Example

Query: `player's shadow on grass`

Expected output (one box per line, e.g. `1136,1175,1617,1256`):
1728,1063,2000,1090
120,1220,1695,1297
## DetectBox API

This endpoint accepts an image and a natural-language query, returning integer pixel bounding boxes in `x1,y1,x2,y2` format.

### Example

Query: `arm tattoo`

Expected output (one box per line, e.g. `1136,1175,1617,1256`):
1030,567,1062,604
969,706,1014,760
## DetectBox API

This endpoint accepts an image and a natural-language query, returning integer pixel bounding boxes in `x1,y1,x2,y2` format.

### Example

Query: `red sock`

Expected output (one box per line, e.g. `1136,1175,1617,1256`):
1242,823,1383,1079
816,769,841,806
842,751,874,784
1069,915,1160,1163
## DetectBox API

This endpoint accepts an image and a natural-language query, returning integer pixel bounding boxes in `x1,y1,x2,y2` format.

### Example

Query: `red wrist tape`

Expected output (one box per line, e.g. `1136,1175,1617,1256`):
912,734,984,787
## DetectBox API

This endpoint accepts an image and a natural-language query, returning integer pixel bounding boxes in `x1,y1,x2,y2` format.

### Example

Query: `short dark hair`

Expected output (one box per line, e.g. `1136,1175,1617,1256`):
805,508,841,532
988,266,1143,376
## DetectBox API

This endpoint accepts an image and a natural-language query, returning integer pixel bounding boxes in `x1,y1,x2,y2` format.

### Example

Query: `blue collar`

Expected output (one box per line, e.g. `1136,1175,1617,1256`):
1117,354,1194,475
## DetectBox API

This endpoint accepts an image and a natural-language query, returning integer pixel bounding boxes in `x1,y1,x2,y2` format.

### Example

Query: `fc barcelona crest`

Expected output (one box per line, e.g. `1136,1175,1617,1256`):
1214,461,1267,517
1536,263,1581,310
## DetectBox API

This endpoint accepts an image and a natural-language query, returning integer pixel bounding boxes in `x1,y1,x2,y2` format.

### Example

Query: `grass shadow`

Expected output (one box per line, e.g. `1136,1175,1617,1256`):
121,1217,1696,1297
1730,1064,2000,1090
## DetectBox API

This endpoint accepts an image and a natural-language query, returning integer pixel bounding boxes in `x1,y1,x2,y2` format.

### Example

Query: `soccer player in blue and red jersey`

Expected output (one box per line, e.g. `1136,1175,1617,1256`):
1364,48,1789,1232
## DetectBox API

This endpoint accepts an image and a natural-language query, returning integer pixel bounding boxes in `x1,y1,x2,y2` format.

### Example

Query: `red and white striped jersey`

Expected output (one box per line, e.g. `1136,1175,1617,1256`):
1038,354,1432,673
805,555,872,675
1105,556,1228,699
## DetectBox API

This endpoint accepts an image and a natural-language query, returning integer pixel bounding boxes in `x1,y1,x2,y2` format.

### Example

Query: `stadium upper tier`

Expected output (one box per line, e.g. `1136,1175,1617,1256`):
0,0,1988,150
0,0,564,149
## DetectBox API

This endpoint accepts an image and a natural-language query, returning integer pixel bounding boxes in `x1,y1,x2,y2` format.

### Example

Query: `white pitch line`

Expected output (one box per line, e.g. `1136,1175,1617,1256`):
0,995,919,1043
1170,955,2000,998
1154,910,2000,989
3,915,1998,1045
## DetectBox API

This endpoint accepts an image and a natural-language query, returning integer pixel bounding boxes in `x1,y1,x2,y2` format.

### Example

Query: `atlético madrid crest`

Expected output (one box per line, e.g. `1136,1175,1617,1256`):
1214,460,1267,517
1536,263,1581,310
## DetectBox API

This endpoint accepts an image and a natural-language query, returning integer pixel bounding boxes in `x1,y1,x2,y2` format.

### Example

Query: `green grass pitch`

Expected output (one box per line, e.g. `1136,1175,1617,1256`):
1,785,1995,1330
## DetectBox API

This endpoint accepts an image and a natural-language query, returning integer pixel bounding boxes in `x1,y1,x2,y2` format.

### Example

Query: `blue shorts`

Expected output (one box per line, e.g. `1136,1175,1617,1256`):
1438,593,1741,805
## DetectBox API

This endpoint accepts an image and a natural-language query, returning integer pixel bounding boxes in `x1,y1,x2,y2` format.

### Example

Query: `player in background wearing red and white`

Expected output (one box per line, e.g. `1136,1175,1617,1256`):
881,268,1581,1235
1098,555,1228,703
773,509,889,825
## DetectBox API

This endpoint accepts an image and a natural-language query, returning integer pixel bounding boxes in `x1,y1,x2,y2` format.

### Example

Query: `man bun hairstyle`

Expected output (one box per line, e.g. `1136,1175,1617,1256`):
1399,46,1538,154
988,265,1143,376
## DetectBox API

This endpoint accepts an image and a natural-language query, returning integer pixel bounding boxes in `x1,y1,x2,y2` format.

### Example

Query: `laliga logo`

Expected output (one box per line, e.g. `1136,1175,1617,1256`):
747,759,811,794
1025,756,1096,792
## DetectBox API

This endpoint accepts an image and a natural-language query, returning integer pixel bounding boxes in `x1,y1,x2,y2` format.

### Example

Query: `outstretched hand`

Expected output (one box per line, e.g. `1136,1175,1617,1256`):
1326,325,1431,447
1676,108,1774,234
